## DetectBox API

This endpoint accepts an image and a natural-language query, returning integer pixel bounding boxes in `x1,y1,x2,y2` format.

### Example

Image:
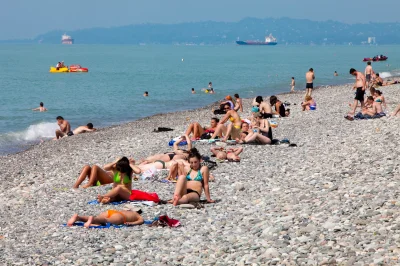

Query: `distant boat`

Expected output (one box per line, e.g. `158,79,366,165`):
61,34,74,45
236,34,277,46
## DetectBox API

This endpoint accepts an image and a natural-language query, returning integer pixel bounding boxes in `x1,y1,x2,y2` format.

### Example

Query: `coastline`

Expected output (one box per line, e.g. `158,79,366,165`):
1,83,400,264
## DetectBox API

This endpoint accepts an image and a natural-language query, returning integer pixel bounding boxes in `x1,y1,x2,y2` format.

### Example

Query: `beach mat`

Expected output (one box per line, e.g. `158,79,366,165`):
63,221,153,229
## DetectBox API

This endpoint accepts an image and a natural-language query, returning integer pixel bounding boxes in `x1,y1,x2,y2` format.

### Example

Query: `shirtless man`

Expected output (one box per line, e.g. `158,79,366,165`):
373,73,383,87
32,102,47,112
234,93,243,112
210,104,242,142
55,116,71,139
73,123,97,135
365,62,374,89
290,77,295,92
345,68,366,120
305,68,315,97
185,118,219,139
252,96,273,118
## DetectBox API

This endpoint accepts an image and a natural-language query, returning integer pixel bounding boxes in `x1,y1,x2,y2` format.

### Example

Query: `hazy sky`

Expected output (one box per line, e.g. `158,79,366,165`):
1,0,399,39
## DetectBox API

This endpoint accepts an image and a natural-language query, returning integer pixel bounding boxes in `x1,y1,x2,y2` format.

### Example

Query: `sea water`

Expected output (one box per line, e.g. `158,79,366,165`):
0,44,399,155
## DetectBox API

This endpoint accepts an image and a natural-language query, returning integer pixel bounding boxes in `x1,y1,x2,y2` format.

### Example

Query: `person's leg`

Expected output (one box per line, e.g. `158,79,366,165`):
166,161,178,180
390,104,400,116
172,175,187,205
244,132,258,143
82,165,112,188
350,99,359,116
222,124,234,141
55,130,64,139
176,192,200,205
185,123,195,137
255,134,272,145
210,124,226,139
98,186,131,203
193,123,204,139
73,165,91,188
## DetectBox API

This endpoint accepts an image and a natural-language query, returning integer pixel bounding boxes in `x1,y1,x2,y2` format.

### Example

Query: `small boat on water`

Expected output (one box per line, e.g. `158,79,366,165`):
363,55,388,62
49,64,89,73
236,34,278,46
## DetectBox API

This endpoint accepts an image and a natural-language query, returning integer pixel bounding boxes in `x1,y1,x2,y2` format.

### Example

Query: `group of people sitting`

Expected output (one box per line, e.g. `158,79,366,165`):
54,116,96,139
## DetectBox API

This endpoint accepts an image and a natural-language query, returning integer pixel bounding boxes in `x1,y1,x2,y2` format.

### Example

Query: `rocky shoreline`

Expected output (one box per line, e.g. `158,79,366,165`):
0,83,399,265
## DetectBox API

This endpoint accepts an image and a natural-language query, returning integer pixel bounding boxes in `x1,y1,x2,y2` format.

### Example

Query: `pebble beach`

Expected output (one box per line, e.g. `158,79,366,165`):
0,83,399,265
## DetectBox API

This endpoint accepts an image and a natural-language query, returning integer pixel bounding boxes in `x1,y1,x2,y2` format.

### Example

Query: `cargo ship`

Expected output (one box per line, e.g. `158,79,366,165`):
61,34,74,45
236,34,277,46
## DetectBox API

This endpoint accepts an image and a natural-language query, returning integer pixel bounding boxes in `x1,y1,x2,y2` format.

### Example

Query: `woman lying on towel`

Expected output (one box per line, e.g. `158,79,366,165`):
73,157,140,189
97,157,141,204
142,135,192,163
67,210,144,228
168,148,214,205
211,146,243,162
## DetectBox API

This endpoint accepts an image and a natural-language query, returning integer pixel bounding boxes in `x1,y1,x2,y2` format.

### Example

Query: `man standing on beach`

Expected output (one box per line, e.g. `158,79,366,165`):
365,62,374,89
54,116,72,139
305,68,315,97
345,68,366,120
290,77,295,92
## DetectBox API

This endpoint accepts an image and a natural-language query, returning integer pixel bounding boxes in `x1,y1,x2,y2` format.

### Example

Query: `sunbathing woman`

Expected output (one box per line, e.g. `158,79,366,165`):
67,210,144,228
270,95,287,117
169,149,214,206
211,146,243,162
374,90,387,112
234,94,243,112
143,135,192,163
185,118,219,139
73,157,139,188
97,157,140,204
210,104,242,142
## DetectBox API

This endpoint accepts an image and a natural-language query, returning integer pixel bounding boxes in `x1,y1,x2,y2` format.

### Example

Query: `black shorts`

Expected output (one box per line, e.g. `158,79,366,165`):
262,113,273,119
366,74,371,82
355,87,365,101
306,83,313,89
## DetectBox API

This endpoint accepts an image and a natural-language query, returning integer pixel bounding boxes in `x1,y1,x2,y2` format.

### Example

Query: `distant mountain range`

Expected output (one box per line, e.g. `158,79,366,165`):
3,17,400,45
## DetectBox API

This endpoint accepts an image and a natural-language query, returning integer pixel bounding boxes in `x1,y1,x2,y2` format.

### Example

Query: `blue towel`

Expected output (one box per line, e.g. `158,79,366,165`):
63,220,153,229
88,200,129,205
168,140,188,146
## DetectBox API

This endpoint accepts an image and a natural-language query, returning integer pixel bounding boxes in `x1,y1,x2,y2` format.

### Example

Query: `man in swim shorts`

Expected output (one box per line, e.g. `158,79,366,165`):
345,68,366,120
305,68,315,97
55,116,72,139
365,61,374,89
72,123,97,135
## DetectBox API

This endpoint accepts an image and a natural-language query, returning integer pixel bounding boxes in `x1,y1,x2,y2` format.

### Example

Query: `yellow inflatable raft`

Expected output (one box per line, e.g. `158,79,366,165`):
49,67,69,73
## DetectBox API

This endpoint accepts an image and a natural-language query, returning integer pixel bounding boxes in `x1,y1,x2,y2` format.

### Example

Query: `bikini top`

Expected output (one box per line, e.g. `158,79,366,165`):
375,99,382,103
186,169,203,182
114,171,130,184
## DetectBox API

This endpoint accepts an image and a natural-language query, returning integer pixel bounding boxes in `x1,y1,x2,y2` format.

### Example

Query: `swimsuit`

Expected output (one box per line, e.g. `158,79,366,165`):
306,83,313,89
186,189,200,198
366,74,371,81
186,169,203,182
114,172,130,184
355,87,365,101
106,210,127,223
164,152,175,160
155,160,166,169
262,113,273,119
375,99,382,103
277,103,286,117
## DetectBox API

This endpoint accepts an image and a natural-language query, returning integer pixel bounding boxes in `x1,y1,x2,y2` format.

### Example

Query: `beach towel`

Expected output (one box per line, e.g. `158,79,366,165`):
149,215,181,227
168,140,188,146
88,190,160,205
63,221,153,229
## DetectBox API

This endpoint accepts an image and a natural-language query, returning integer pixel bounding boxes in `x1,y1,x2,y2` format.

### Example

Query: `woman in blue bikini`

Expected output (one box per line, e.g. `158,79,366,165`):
169,149,214,206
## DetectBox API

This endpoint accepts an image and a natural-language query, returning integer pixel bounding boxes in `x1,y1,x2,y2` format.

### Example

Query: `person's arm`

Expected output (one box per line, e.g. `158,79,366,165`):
382,96,387,109
361,75,366,90
32,107,40,111
219,112,231,124
104,158,120,171
258,120,269,133
233,147,243,155
251,97,258,106
185,134,192,150
128,158,142,174
125,213,144,225
201,166,214,203
313,74,315,80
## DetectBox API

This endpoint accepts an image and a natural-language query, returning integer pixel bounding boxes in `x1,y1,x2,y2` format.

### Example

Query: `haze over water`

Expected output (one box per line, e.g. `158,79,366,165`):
0,44,399,155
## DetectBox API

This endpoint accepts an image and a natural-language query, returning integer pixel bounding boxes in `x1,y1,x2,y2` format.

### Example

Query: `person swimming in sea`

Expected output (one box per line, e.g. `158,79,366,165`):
32,102,47,112
143,91,149,97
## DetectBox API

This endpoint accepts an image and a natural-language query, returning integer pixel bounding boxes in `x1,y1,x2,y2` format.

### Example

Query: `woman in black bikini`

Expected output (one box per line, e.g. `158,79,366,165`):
168,149,214,206
142,135,192,163
270,95,287,117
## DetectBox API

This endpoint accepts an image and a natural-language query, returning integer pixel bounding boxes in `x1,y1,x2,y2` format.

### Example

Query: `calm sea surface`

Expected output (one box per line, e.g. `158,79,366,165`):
0,44,399,155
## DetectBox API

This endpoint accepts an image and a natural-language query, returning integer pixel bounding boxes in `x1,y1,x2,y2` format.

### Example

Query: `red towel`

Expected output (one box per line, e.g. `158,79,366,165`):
129,190,160,203
159,215,181,227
